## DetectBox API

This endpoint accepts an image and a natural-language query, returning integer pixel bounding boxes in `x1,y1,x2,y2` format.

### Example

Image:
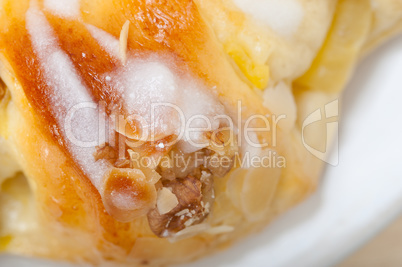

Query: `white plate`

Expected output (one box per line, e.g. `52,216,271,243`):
1,35,402,267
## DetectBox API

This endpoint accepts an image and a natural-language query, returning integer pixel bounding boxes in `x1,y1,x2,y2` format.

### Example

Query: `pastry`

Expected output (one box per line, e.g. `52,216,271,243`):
0,0,401,266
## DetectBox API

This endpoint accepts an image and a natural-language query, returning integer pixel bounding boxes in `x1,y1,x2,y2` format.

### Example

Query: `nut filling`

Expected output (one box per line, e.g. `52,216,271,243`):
147,174,213,238
94,128,238,238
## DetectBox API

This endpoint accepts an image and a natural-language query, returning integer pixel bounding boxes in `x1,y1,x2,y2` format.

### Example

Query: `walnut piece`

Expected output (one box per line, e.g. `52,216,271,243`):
147,176,214,238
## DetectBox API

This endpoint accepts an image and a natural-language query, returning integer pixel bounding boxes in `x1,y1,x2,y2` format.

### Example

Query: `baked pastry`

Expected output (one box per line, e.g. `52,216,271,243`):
0,0,401,266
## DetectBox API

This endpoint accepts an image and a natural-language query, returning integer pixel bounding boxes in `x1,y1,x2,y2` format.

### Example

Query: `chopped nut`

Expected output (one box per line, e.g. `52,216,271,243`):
208,128,236,153
93,144,117,162
205,152,234,178
206,225,234,235
157,188,179,215
114,158,131,168
175,209,190,217
95,125,238,238
102,168,157,223
127,149,139,160
167,223,210,243
140,168,162,184
119,20,130,64
205,128,238,177
147,176,213,238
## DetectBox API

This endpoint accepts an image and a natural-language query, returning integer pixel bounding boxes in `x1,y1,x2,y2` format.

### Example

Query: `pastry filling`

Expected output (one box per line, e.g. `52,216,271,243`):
94,127,238,238
0,4,242,239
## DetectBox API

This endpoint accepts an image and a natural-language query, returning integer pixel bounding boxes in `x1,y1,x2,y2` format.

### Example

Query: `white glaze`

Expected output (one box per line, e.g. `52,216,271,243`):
26,6,108,190
109,58,225,153
43,0,81,18
86,24,120,58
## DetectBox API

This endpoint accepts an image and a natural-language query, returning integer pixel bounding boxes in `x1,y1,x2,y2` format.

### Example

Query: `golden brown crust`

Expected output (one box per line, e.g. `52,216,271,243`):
0,0,401,266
